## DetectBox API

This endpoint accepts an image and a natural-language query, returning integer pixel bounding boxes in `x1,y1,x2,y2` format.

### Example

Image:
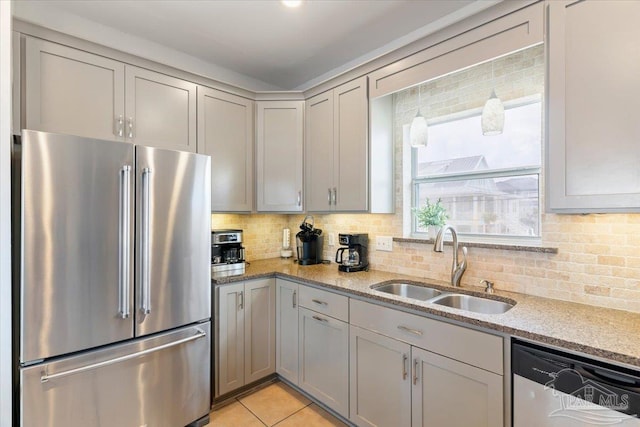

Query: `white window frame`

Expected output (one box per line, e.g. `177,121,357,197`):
410,95,542,244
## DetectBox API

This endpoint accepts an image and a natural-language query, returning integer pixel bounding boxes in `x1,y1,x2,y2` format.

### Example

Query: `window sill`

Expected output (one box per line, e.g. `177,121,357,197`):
393,237,558,254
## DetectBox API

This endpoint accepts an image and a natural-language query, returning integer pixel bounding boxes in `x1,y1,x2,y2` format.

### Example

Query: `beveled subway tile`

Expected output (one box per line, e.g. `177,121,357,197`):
239,382,311,426
275,404,347,427
208,401,265,427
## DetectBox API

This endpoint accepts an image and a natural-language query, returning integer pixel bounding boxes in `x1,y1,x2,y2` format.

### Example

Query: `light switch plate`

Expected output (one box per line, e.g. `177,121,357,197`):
376,236,393,252
328,233,336,246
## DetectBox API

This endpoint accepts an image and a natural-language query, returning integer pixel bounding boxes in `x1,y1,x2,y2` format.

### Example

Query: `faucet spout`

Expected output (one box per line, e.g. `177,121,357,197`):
433,224,467,287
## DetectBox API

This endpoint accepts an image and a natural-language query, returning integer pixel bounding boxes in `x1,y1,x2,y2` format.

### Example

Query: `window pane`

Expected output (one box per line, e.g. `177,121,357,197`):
415,101,542,176
415,174,540,237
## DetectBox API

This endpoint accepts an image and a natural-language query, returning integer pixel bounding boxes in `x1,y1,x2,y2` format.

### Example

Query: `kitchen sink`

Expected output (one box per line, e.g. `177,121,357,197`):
429,293,514,314
371,282,443,301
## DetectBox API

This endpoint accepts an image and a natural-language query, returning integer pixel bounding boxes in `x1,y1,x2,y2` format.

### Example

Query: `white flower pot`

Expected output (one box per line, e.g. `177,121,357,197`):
427,226,440,240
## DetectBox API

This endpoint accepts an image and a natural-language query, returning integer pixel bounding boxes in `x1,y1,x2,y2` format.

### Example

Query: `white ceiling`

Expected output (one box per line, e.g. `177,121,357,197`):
13,0,500,91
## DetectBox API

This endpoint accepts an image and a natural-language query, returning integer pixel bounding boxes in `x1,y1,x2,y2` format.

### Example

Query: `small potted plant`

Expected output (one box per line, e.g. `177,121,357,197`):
414,198,448,239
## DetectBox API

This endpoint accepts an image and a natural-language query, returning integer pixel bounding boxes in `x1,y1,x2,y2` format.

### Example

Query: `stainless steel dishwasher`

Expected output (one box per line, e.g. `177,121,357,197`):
512,340,640,426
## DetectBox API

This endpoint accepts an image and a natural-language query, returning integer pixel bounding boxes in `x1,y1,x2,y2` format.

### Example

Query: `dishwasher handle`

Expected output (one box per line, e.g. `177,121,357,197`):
576,365,640,391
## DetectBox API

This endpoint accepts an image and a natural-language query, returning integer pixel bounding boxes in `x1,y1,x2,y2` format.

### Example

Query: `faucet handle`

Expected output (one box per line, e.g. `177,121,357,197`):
481,279,494,294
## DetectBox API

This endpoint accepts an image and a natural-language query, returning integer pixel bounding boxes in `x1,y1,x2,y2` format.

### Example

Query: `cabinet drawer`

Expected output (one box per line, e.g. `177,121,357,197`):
350,299,503,374
299,285,348,322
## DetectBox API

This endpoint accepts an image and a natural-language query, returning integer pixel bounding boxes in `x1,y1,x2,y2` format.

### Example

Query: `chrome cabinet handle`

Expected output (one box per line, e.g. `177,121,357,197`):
127,117,134,139
41,329,206,383
332,187,337,205
402,354,408,380
118,165,131,319
397,325,423,336
238,291,244,310
292,290,297,308
115,115,124,137
413,358,419,385
297,190,302,207
141,167,152,315
327,188,332,205
312,299,328,306
312,315,328,323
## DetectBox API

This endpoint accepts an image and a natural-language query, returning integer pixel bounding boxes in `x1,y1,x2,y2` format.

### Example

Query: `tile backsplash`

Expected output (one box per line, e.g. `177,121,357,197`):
212,212,640,313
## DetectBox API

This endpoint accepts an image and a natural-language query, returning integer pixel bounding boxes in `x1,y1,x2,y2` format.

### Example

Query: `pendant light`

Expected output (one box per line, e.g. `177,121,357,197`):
481,60,504,136
410,84,428,148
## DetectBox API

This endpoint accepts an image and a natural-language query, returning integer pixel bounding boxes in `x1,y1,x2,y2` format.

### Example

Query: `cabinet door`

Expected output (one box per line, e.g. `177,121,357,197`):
244,278,276,384
334,77,368,211
349,325,411,427
125,66,197,152
256,101,304,212
198,87,254,212
217,283,245,396
276,279,299,385
299,307,349,418
411,347,503,427
547,0,640,212
24,37,125,141
305,91,335,212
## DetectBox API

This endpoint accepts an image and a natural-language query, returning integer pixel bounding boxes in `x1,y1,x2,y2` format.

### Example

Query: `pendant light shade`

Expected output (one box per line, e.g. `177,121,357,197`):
409,85,428,147
410,111,428,147
481,89,504,136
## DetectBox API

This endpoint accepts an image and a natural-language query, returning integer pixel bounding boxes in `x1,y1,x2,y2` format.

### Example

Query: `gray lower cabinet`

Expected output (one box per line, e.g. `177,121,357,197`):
350,299,504,427
412,347,503,427
216,278,276,398
350,325,412,427
275,278,299,384
547,0,640,212
298,307,349,418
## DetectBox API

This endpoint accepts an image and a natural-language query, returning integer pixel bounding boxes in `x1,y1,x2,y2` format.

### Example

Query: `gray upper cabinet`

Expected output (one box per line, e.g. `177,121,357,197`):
547,0,640,212
24,37,125,141
256,100,304,212
24,37,197,152
306,77,368,212
125,66,197,152
198,87,254,212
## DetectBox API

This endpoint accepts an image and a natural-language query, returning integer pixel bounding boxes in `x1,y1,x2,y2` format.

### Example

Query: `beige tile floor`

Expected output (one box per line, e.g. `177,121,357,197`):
207,381,348,427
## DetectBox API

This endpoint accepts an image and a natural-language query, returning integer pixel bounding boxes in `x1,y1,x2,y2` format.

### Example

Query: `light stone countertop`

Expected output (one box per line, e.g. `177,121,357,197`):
214,258,640,368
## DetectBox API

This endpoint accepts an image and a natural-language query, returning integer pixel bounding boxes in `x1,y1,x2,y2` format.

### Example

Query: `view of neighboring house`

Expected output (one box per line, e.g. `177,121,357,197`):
416,155,539,236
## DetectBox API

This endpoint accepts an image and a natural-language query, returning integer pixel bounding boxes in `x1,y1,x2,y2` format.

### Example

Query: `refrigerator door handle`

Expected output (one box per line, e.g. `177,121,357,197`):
118,165,131,319
141,167,152,315
40,329,207,383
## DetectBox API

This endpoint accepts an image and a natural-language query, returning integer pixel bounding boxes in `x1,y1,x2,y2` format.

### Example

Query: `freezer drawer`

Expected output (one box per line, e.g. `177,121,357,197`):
20,322,210,427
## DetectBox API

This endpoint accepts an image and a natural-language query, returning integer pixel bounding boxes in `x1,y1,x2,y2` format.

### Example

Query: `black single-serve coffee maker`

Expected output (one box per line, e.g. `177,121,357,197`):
335,233,369,272
296,216,323,265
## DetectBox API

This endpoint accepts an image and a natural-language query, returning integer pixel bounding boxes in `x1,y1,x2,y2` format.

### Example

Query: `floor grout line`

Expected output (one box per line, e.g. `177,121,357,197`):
271,403,310,426
236,399,269,427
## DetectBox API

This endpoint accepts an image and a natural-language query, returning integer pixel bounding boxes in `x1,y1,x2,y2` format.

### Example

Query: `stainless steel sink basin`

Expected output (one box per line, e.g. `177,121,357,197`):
371,282,443,301
430,293,514,314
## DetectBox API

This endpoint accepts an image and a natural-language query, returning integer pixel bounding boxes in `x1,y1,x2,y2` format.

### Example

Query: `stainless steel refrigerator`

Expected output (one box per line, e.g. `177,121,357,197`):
14,130,211,427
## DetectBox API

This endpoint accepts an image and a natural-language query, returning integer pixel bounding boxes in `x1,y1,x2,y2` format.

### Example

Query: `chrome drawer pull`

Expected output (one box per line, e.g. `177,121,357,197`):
397,325,423,336
312,299,328,306
312,315,328,323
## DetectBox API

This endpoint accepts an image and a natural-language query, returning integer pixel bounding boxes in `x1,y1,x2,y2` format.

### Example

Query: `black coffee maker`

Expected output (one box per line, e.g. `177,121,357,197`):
296,216,323,265
335,233,369,272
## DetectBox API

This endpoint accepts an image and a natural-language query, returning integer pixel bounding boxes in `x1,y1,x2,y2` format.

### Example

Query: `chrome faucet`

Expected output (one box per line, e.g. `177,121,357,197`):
433,224,467,287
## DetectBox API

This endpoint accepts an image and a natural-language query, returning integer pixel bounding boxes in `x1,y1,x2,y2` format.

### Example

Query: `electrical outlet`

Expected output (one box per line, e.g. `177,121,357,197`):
376,236,393,252
328,233,336,246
